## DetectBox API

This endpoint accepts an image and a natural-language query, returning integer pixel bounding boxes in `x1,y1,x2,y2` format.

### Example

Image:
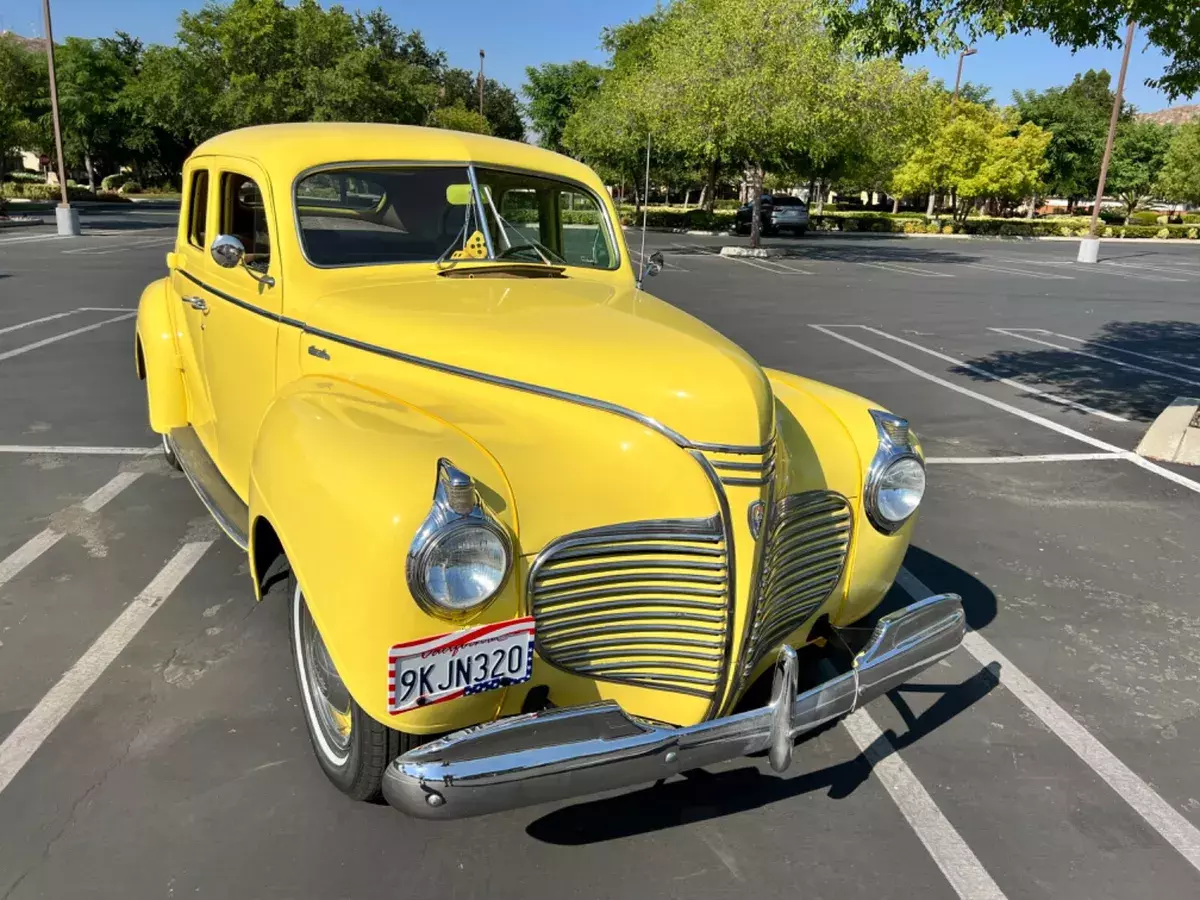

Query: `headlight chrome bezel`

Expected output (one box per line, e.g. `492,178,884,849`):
406,459,513,621
864,410,925,535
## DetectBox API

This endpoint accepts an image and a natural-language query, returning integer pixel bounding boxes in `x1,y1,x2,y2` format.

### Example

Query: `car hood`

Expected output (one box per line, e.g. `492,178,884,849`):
305,273,773,448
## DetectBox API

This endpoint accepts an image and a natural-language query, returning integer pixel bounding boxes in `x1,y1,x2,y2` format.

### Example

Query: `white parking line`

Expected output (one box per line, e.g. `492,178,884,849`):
808,324,1200,497
0,229,125,246
990,328,1200,391
0,540,213,795
963,262,1073,280
0,471,142,590
0,313,135,362
896,568,1200,876
858,261,953,279
672,242,813,275
992,257,1184,283
1022,329,1200,375
925,452,1126,464
0,311,79,337
61,235,174,256
0,445,156,456
836,325,1127,422
843,708,1007,899
1100,259,1200,278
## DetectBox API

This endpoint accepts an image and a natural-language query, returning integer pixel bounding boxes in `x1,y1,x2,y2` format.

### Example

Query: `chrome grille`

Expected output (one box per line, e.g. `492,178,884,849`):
739,491,852,680
530,517,729,699
699,440,775,487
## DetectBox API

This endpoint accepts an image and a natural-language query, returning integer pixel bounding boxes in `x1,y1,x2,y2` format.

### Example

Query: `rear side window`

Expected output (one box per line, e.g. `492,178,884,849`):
220,173,271,272
187,170,209,248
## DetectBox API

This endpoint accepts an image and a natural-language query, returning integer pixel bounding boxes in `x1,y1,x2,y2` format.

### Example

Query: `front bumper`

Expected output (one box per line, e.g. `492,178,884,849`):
383,593,964,819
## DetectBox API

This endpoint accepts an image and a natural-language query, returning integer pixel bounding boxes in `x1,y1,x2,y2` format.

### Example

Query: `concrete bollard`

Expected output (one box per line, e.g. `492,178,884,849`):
1077,236,1100,263
55,205,81,236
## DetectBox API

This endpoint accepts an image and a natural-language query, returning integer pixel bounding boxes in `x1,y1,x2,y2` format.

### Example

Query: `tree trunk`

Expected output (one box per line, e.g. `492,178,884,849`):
814,178,826,216
682,189,690,210
891,197,900,214
926,191,935,216
704,158,718,213
1026,195,1036,219
697,183,707,210
84,154,95,193
749,165,764,249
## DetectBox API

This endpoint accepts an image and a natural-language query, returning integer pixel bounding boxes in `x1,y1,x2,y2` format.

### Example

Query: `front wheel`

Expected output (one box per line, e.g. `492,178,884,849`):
288,570,424,801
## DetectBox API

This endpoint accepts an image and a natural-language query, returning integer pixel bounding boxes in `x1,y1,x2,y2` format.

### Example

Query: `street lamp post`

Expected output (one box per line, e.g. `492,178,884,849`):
1079,20,1136,263
952,47,977,105
41,0,79,236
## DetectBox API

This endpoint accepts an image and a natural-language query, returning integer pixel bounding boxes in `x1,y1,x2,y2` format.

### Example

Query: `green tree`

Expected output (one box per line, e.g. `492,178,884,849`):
428,103,492,135
891,101,1050,219
523,61,603,152
1158,123,1200,207
437,67,524,140
1014,69,1127,208
0,36,40,180
823,0,1200,100
1107,120,1173,220
125,0,444,147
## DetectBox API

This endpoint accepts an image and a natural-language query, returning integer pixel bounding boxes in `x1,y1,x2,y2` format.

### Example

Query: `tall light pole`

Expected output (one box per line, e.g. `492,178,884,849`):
478,49,485,117
41,0,79,235
952,47,977,105
1080,20,1136,263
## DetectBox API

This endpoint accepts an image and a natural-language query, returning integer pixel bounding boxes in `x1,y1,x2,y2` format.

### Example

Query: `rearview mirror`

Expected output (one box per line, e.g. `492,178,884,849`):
446,184,474,206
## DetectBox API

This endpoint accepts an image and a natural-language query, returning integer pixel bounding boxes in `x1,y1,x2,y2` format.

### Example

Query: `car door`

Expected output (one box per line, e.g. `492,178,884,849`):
192,159,283,499
170,162,219,451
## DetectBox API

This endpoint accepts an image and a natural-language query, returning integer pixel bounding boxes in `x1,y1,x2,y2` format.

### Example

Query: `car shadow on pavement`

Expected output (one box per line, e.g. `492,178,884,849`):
667,240,984,266
954,320,1200,422
525,549,1000,845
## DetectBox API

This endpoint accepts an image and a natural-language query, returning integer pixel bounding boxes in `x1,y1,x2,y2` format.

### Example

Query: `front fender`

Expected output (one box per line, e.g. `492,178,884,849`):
248,377,521,733
766,370,914,629
135,277,187,433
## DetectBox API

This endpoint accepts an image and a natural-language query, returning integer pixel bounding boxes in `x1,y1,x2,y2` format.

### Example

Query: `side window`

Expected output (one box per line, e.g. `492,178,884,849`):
187,170,209,249
220,172,271,272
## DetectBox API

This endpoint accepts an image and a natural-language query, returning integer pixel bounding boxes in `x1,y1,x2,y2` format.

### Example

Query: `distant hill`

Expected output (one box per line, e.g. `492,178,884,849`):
1136,105,1200,125
0,31,44,54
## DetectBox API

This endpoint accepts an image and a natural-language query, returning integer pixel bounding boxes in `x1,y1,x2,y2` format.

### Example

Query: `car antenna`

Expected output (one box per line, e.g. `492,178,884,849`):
636,131,651,290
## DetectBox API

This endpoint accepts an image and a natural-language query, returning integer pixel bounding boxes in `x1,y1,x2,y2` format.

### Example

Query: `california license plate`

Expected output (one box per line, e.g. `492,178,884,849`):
388,618,535,714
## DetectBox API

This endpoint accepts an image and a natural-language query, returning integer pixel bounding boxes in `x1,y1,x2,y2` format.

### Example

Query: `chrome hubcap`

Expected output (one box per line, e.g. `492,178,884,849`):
299,598,353,756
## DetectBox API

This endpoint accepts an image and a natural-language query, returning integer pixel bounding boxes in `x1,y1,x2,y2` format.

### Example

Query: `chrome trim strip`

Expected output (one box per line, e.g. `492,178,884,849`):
382,594,966,818
690,439,774,455
168,427,250,550
712,460,771,472
720,475,771,487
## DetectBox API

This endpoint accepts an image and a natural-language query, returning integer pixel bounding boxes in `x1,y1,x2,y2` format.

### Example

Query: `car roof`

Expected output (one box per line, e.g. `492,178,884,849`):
189,123,602,188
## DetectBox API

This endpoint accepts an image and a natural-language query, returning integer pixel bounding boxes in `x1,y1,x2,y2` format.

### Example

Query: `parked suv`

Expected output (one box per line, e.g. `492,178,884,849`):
735,194,810,236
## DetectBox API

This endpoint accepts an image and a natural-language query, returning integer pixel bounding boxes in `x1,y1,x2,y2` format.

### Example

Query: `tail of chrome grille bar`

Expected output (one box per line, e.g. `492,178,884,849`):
383,593,965,819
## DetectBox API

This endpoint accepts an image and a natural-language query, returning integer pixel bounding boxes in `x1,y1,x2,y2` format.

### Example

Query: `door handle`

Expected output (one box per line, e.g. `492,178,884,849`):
183,296,209,314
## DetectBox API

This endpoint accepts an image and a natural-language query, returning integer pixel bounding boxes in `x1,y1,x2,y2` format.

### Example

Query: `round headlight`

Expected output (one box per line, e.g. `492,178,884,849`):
417,522,510,613
873,456,926,526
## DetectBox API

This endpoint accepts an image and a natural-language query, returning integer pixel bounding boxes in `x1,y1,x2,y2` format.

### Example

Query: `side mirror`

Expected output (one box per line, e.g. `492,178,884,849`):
211,234,245,269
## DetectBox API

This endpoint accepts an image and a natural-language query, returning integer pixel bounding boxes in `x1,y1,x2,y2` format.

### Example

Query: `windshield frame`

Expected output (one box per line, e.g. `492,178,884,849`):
291,160,622,272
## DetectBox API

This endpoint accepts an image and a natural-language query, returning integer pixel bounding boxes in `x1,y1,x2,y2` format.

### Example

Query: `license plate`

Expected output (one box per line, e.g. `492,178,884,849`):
388,618,535,714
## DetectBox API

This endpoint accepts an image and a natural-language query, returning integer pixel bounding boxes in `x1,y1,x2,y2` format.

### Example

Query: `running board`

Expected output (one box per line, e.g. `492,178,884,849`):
169,427,250,549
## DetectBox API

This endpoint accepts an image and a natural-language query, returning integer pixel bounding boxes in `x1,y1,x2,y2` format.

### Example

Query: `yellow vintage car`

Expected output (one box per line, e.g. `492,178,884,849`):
136,123,963,818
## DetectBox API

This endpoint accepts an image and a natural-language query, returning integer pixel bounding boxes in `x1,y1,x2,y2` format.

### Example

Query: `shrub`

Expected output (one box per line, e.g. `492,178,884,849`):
1129,211,1159,226
119,181,142,194
1098,208,1125,224
941,224,954,234
100,173,129,191
1103,227,1114,238
1183,214,1200,224
94,191,131,202
1157,227,1172,239
0,182,95,201
4,171,44,184
712,199,741,210
1189,228,1199,240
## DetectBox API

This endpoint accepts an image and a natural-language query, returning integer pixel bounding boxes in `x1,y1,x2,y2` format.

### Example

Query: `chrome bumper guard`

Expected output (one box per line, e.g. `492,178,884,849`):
383,593,964,819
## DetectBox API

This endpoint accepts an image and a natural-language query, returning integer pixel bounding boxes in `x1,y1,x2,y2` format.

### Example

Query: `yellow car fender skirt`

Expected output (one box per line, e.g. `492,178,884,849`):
248,377,521,732
135,277,187,433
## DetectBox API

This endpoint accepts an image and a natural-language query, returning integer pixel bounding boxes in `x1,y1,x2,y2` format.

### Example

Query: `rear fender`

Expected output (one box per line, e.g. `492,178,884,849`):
248,377,520,733
135,277,187,433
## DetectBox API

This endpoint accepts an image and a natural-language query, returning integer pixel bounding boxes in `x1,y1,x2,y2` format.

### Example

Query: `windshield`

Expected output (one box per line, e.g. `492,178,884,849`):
295,165,618,271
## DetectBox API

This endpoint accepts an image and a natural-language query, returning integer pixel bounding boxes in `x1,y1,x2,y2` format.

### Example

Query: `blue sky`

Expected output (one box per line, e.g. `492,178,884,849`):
2,0,1194,111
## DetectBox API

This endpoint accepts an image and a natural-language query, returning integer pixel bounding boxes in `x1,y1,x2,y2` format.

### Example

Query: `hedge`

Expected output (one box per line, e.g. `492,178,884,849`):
4,171,44,184
0,182,96,201
101,173,131,191
609,205,1200,239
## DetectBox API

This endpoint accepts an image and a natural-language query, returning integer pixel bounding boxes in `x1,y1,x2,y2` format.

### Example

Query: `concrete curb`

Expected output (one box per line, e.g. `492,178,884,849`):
1136,398,1200,466
0,218,43,229
622,225,1200,245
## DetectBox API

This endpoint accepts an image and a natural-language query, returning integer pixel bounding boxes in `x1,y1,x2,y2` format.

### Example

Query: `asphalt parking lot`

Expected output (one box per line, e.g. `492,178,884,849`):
2,207,1200,899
